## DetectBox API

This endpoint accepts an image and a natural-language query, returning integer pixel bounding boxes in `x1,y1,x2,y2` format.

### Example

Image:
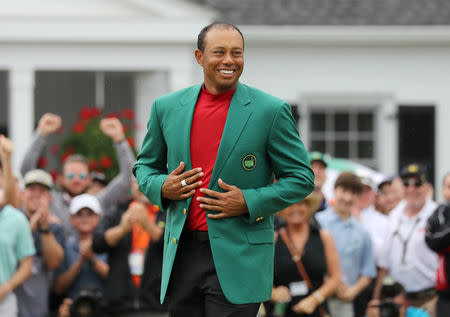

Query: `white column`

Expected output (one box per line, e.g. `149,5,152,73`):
134,71,169,151
377,97,398,176
8,67,35,173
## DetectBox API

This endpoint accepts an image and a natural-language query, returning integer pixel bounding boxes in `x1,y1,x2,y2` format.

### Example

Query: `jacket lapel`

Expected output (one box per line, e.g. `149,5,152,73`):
178,84,202,171
209,83,252,188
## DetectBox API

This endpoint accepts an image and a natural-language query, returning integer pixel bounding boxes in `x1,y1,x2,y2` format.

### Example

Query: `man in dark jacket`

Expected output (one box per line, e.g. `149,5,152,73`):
425,203,450,317
93,179,167,317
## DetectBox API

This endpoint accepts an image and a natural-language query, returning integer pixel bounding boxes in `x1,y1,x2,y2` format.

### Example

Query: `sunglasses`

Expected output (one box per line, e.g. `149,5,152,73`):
402,178,424,187
65,172,88,180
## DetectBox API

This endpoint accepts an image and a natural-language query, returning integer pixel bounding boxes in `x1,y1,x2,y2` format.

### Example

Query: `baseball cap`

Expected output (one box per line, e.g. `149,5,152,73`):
377,176,394,192
24,169,53,189
70,194,102,215
359,175,376,190
400,163,427,182
309,151,328,167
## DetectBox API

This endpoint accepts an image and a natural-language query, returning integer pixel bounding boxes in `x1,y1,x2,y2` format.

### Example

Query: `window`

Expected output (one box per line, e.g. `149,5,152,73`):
309,108,377,168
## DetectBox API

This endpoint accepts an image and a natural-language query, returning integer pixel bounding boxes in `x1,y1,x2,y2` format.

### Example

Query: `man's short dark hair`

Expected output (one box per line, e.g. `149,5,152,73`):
197,22,244,52
334,171,363,195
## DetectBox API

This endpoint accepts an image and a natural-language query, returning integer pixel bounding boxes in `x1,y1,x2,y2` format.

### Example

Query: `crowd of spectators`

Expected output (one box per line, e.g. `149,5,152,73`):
0,112,449,317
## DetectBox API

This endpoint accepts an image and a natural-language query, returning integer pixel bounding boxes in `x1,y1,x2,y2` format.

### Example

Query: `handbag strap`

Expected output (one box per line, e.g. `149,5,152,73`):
278,227,329,317
279,227,313,289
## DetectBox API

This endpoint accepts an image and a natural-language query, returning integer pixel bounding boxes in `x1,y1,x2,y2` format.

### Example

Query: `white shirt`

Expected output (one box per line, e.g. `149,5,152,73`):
360,205,389,261
378,199,438,292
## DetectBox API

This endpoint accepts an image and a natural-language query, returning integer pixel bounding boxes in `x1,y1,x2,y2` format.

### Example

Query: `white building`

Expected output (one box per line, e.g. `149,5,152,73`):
1,0,450,199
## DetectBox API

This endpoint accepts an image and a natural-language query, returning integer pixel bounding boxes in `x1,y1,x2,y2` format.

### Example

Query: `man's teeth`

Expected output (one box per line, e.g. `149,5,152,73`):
219,70,233,74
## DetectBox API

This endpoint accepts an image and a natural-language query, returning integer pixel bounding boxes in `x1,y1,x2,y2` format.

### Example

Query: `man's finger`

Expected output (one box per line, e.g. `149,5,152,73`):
179,190,196,199
218,178,234,191
170,162,186,176
199,188,222,198
180,167,203,180
207,212,230,219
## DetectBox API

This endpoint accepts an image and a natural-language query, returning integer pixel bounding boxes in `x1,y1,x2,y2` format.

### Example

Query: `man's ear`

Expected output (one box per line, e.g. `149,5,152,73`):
194,49,203,66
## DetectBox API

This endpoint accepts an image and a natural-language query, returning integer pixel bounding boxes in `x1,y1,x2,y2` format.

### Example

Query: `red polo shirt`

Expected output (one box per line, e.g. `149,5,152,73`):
185,85,235,231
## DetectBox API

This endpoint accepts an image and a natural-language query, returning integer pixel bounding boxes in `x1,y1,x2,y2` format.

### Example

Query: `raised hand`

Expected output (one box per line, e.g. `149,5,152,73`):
37,113,62,136
0,134,13,161
100,117,125,143
161,162,203,201
199,179,249,219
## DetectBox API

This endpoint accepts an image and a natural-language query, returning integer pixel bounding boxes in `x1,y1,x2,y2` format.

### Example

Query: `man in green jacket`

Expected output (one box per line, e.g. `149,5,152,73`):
133,22,314,317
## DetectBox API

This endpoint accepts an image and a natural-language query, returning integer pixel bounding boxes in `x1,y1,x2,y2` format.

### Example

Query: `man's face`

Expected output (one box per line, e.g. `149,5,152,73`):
195,27,244,94
23,184,51,214
402,176,427,210
62,161,91,196
311,161,327,190
334,186,360,214
70,208,100,234
442,174,450,202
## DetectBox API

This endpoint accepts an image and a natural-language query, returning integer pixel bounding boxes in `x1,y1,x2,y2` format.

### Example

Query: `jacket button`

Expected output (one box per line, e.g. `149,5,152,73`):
173,238,177,244
183,208,187,215
256,217,263,222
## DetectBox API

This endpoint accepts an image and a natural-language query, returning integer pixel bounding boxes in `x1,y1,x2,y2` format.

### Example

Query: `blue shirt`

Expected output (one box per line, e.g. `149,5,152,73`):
55,234,107,299
316,207,376,285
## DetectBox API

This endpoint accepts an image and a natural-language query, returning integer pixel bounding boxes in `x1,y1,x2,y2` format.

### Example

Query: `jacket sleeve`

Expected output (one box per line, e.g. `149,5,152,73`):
20,132,47,177
132,100,169,209
425,204,450,253
97,140,135,212
242,102,315,223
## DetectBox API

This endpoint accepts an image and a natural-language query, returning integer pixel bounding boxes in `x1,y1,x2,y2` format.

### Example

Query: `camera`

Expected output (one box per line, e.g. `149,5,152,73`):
377,300,400,317
70,286,104,317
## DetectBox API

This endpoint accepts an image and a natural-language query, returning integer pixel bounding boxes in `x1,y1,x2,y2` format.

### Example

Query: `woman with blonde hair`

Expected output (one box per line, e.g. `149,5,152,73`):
269,194,341,317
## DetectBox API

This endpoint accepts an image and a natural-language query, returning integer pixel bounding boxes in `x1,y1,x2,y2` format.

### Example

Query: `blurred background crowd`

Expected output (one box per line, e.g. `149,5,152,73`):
0,109,449,317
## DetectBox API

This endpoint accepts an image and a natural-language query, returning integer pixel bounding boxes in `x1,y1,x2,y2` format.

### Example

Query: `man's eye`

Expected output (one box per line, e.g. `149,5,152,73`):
214,51,224,55
233,51,242,56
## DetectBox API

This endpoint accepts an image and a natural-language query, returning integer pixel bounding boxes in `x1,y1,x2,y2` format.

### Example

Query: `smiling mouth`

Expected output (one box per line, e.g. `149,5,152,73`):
219,70,234,75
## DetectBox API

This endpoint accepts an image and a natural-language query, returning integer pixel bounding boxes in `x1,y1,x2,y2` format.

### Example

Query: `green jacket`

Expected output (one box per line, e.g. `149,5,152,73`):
133,82,314,304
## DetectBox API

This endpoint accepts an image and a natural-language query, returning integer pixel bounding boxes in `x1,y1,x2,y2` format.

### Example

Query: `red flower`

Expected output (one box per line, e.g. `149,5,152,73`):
79,107,92,121
50,144,60,155
66,145,76,154
120,108,135,120
100,156,114,169
126,137,135,148
79,107,101,121
72,122,85,134
49,169,59,182
88,159,98,171
91,108,101,118
37,156,48,168
60,152,71,163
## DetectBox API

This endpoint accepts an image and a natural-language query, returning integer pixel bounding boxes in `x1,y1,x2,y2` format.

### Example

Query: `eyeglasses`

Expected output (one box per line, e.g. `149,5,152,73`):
402,178,424,187
65,172,88,180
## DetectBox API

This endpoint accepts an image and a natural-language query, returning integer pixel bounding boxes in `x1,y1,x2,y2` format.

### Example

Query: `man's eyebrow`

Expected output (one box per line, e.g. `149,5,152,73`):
211,46,243,50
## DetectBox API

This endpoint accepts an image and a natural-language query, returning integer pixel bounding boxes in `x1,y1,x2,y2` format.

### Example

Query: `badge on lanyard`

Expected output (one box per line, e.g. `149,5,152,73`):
128,249,145,276
289,281,309,296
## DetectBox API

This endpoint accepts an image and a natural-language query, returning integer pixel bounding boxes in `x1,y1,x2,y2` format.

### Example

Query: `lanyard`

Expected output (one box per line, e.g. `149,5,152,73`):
392,217,421,265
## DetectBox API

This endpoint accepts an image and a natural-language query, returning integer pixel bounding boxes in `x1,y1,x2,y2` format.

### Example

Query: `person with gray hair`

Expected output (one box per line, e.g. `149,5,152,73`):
20,113,135,236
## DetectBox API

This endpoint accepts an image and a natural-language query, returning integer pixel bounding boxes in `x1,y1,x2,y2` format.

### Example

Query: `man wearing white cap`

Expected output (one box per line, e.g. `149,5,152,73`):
53,194,109,304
